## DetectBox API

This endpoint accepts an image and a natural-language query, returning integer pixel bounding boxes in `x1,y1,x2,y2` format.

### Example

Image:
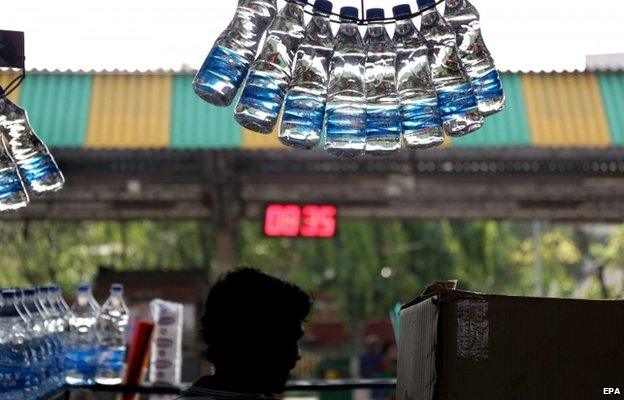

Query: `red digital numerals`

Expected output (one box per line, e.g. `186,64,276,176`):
264,204,337,238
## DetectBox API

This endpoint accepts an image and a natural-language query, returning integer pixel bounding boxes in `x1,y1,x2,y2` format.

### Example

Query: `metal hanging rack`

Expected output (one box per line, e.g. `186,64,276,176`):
284,0,445,25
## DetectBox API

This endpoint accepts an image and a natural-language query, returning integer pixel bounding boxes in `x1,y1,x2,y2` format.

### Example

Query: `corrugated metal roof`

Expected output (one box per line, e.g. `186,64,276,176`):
453,73,531,147
1,70,624,150
86,74,172,149
597,72,624,146
20,74,92,148
523,72,611,147
170,75,240,149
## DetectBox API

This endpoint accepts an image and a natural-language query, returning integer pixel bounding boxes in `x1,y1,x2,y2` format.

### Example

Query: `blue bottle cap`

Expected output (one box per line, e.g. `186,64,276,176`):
38,286,49,294
23,288,36,296
366,8,385,21
392,4,412,19
340,6,359,21
313,0,333,14
2,289,16,299
77,283,91,292
111,283,124,292
417,0,437,9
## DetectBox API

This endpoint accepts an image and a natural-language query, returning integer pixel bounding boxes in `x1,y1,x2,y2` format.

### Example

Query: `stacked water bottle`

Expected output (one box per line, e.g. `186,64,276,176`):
193,0,505,156
0,283,129,399
0,89,64,213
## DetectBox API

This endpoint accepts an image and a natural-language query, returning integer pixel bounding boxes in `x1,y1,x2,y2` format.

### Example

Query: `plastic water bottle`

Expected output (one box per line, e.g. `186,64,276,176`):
444,0,505,116
417,0,482,136
66,283,100,385
96,284,129,385
0,138,28,212
193,0,278,107
32,287,59,393
325,6,367,157
14,289,42,397
48,285,70,382
392,4,444,149
0,96,65,194
0,289,31,400
279,0,335,149
363,8,402,155
37,286,66,389
235,1,306,133
22,288,54,397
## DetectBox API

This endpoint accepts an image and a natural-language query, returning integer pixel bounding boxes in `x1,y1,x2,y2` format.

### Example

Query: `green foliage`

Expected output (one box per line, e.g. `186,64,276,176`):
1,218,622,340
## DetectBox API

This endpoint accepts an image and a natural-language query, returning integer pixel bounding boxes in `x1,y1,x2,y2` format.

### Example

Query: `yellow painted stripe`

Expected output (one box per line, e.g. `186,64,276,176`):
0,71,23,103
523,73,611,147
241,122,284,150
86,74,172,149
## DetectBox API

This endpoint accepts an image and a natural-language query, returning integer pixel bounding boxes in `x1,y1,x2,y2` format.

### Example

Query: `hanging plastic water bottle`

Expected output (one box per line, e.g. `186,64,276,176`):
325,6,367,157
0,96,65,194
66,283,100,385
0,289,31,400
363,8,402,154
279,0,334,149
235,1,306,133
0,138,28,212
21,288,54,397
417,0,482,136
444,0,505,115
193,0,278,107
96,284,129,385
392,4,444,149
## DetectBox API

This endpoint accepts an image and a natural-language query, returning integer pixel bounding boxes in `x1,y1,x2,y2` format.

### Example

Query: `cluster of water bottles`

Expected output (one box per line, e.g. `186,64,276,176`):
0,90,64,213
0,283,129,399
193,0,505,156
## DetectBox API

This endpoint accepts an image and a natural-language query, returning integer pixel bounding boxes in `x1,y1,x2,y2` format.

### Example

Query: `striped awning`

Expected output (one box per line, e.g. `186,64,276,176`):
1,70,623,150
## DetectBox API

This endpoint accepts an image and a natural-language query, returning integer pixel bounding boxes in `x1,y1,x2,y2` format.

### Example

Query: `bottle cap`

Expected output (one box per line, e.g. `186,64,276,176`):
416,0,437,10
77,283,91,292
2,289,16,299
111,283,124,293
392,4,412,19
313,0,333,15
23,288,36,296
340,6,359,21
366,8,385,21
38,286,49,294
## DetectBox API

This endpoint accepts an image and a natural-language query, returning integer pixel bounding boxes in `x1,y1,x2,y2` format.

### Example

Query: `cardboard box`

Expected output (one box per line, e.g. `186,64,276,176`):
397,282,624,400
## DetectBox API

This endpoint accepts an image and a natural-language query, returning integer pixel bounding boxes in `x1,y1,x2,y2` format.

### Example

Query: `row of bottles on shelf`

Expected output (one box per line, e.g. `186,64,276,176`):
0,283,129,399
193,0,504,156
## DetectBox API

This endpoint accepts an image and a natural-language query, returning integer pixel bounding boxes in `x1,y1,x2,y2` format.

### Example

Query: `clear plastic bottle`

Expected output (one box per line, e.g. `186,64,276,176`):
38,285,66,389
392,4,444,149
235,1,306,133
193,0,278,107
0,96,65,194
444,0,505,116
49,285,70,384
325,6,367,157
417,0,483,136
66,283,100,385
96,284,129,385
279,0,335,149
0,289,31,400
14,289,41,398
22,288,54,397
364,8,402,155
33,287,60,392
0,134,29,212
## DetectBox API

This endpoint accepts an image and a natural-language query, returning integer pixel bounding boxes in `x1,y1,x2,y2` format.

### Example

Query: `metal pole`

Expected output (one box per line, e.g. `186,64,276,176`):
532,219,543,297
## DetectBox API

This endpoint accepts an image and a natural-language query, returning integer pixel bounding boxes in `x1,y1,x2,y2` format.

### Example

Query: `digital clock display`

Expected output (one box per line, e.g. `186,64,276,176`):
264,204,337,238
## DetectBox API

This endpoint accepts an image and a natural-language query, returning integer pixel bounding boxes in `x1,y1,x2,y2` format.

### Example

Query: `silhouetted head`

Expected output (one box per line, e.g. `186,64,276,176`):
201,267,313,394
